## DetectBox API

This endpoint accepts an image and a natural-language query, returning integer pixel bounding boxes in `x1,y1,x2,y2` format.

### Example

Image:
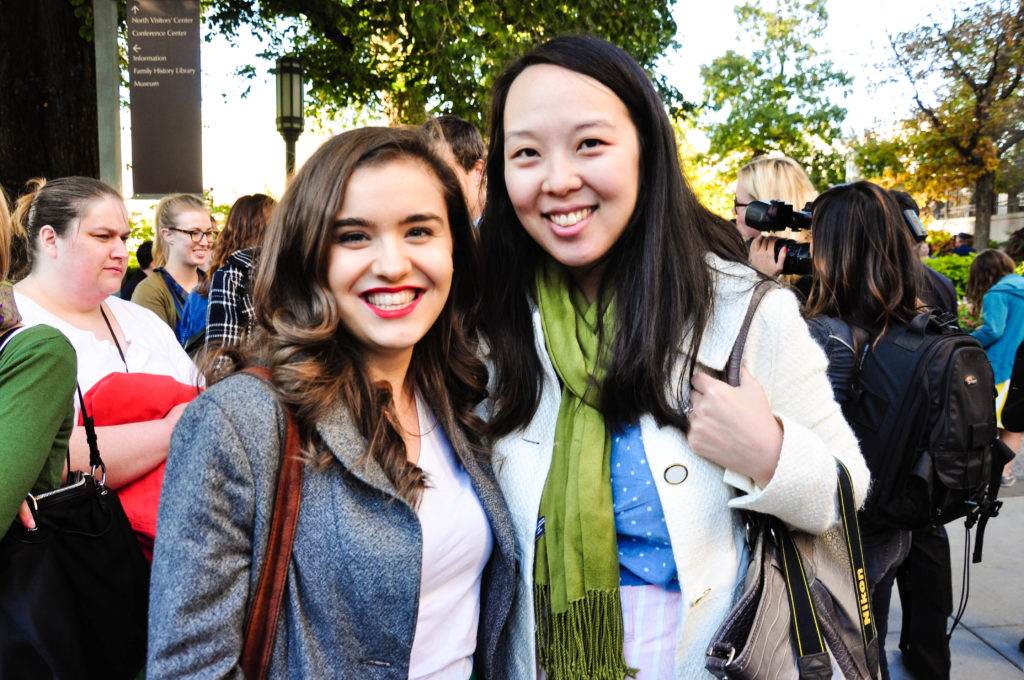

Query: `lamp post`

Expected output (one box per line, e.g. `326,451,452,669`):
275,56,304,178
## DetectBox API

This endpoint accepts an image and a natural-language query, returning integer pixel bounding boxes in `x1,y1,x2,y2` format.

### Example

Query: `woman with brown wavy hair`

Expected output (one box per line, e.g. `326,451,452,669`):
148,127,515,679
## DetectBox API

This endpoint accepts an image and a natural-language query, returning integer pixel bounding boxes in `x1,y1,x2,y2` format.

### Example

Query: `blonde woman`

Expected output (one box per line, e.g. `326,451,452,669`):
132,193,215,335
734,155,818,277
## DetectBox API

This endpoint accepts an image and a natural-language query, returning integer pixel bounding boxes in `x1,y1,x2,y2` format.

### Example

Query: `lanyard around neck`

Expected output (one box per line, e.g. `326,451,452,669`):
99,304,129,373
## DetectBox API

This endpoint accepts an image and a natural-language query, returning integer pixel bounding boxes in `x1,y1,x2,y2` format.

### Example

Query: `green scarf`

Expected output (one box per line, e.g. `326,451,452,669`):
534,258,636,680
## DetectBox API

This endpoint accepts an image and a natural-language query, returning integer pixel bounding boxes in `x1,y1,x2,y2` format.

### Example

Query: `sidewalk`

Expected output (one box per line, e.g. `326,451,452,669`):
886,453,1024,679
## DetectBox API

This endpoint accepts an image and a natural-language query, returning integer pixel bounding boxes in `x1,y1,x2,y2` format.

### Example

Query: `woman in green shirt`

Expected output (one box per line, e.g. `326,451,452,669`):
0,187,76,533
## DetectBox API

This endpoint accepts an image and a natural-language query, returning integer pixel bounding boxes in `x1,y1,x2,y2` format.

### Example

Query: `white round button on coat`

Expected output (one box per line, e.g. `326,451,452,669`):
664,464,688,485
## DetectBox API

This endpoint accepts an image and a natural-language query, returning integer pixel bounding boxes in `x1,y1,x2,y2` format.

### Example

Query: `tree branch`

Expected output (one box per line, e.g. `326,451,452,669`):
941,13,979,92
997,68,1022,101
889,31,975,159
999,127,1024,155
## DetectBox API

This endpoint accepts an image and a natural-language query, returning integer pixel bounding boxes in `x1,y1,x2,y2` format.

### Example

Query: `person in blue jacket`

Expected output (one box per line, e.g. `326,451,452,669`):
967,248,1024,486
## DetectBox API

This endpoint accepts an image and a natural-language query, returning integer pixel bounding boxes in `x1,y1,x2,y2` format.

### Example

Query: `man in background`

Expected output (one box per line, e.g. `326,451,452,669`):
953,232,977,255
120,240,154,300
424,115,485,224
891,191,957,315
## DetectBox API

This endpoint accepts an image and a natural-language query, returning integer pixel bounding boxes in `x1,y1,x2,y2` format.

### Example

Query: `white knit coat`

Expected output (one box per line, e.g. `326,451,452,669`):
490,256,870,679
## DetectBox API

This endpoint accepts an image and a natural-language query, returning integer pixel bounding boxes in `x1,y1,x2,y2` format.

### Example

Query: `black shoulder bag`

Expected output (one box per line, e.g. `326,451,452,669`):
0,384,150,679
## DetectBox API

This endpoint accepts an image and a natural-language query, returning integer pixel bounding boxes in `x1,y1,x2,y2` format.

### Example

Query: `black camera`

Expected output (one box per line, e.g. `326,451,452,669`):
744,200,813,276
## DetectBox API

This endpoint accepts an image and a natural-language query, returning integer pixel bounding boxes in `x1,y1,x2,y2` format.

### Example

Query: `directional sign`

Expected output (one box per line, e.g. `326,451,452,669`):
127,0,202,196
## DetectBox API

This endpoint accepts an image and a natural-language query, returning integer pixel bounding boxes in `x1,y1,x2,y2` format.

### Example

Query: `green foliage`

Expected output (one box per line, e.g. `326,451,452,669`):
203,0,682,126
698,0,851,188
927,229,956,256
860,0,1024,244
925,253,977,297
125,208,155,270
958,297,981,331
673,118,737,217
203,189,232,227
1003,227,1024,262
853,126,975,207
67,0,95,41
210,203,231,226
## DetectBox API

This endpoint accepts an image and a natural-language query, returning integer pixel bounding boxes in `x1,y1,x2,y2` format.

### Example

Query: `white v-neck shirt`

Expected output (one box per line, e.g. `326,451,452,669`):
408,399,494,680
14,293,198,419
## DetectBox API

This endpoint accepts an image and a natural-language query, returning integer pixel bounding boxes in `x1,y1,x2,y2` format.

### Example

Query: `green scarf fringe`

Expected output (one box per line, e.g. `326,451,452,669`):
533,258,637,679
535,584,638,680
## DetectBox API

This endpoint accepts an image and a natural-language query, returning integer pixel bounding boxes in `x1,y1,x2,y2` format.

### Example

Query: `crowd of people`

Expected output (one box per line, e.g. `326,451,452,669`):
0,33,1019,680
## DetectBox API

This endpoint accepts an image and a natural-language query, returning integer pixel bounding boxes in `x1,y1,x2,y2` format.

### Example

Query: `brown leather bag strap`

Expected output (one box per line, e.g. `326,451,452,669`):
725,279,779,386
240,367,304,680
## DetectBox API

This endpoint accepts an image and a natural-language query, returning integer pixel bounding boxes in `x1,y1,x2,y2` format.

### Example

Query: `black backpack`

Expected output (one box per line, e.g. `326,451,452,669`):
843,311,1013,555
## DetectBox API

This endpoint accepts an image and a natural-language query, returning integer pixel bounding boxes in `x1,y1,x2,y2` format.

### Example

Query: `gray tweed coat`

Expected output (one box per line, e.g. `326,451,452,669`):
148,372,516,679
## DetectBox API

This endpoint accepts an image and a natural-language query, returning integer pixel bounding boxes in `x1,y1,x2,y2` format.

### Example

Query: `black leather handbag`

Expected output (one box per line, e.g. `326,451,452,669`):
0,386,150,680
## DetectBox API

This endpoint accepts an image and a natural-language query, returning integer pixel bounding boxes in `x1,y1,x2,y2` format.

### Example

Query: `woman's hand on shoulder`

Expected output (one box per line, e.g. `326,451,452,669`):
688,366,782,488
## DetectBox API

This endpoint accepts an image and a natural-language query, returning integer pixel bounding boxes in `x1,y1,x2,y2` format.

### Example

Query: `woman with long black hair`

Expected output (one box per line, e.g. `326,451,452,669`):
479,35,868,680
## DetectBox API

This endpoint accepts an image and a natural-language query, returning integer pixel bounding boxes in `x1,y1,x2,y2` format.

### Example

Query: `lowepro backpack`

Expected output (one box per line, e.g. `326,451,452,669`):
842,311,1012,555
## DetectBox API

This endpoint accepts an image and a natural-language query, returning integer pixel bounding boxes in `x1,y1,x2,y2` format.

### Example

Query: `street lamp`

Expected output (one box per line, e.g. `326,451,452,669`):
275,56,304,178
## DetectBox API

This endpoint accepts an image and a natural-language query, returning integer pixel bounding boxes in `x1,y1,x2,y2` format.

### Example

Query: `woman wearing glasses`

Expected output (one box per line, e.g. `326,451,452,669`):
733,155,817,279
13,177,197,547
132,193,216,337
179,193,276,353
